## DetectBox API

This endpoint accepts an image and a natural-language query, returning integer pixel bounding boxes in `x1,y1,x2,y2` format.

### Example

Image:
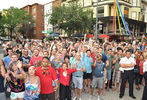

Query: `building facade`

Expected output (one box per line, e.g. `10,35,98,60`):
23,3,44,39
142,0,147,33
62,0,147,38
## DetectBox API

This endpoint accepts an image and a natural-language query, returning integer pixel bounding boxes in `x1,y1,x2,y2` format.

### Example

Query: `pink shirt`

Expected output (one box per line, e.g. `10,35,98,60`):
30,56,43,66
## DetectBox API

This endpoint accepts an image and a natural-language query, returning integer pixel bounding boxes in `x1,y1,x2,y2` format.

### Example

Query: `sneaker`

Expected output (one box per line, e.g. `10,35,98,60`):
79,98,82,100
73,97,77,100
89,95,92,100
97,96,100,100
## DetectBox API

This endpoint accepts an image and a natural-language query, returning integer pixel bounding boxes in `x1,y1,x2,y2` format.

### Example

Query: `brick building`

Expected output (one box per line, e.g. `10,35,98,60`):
23,3,44,39
52,0,62,8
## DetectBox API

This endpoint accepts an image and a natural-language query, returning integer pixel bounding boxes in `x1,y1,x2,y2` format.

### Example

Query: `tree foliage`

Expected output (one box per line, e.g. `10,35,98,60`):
49,3,95,36
0,12,6,36
1,7,34,40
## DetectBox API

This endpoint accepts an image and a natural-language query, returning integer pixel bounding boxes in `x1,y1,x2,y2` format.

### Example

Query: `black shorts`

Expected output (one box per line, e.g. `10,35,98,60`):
83,72,92,80
39,92,55,100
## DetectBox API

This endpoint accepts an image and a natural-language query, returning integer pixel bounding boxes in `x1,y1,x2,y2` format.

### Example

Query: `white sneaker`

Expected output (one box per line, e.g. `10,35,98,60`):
97,96,100,100
79,98,82,100
73,97,77,100
89,95,92,100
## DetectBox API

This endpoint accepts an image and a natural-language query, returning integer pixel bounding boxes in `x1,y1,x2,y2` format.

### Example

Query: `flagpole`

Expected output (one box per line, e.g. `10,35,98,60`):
95,0,98,43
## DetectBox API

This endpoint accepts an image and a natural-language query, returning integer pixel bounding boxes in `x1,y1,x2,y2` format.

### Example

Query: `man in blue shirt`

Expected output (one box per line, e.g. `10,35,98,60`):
83,49,93,93
90,54,107,100
3,48,13,68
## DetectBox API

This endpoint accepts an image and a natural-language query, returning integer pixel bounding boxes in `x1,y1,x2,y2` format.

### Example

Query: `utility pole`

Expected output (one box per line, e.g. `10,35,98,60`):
95,0,98,43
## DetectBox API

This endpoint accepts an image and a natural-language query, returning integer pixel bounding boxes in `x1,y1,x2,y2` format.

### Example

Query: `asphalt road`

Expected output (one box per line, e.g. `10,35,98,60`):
0,46,144,100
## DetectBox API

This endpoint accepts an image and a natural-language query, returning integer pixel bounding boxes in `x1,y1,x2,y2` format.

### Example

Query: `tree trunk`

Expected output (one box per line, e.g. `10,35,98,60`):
10,29,13,40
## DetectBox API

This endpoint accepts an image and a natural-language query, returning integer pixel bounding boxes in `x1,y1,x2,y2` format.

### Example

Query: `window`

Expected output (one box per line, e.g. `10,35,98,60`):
132,12,137,20
33,15,36,20
32,8,36,13
33,23,36,27
132,0,137,6
34,30,36,34
98,7,104,17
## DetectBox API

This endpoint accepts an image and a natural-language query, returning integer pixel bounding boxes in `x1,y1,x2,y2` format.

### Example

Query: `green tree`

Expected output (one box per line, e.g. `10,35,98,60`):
49,3,95,36
18,14,34,39
2,7,34,40
0,12,6,36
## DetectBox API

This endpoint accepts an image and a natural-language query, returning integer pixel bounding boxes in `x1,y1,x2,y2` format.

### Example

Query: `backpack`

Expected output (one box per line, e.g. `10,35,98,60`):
94,62,105,78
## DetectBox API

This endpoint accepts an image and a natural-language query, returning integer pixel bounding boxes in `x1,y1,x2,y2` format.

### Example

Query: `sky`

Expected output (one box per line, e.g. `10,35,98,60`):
0,0,54,11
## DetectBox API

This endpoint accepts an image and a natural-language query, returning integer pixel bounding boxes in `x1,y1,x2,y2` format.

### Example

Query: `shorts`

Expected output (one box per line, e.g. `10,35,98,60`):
112,69,121,83
0,92,6,100
39,92,55,100
10,91,25,100
83,72,92,80
107,69,111,81
72,76,83,89
91,76,104,89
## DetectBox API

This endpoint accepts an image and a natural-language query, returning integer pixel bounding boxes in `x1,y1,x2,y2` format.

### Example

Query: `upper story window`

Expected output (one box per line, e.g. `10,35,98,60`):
32,8,36,13
132,12,137,20
132,0,137,6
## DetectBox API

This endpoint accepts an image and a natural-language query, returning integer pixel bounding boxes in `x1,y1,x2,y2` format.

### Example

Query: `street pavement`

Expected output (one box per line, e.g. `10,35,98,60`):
0,46,144,100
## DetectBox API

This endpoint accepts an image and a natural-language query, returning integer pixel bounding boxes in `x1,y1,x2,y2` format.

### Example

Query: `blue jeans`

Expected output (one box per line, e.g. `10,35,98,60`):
107,69,111,81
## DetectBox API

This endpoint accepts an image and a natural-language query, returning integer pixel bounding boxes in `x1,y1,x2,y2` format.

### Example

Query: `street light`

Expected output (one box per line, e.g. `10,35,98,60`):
95,0,98,43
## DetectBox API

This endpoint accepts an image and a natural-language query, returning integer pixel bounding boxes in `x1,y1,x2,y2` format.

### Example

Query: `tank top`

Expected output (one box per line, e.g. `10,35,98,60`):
24,76,39,100
0,75,4,92
9,71,25,93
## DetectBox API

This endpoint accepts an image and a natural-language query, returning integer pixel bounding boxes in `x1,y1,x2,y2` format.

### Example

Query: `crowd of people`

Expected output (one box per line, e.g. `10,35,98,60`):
0,37,147,100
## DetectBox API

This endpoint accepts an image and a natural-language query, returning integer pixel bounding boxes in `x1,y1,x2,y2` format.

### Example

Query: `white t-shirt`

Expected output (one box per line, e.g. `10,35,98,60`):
119,57,136,71
143,60,147,72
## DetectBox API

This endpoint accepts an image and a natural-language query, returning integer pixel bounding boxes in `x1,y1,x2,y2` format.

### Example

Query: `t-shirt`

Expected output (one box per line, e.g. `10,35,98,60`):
143,60,147,72
139,60,145,75
19,56,31,72
102,54,107,64
3,56,11,68
113,56,121,70
70,57,76,67
94,61,106,78
91,52,96,61
106,54,112,70
30,56,43,67
72,59,84,77
57,68,75,86
35,66,58,94
84,55,93,73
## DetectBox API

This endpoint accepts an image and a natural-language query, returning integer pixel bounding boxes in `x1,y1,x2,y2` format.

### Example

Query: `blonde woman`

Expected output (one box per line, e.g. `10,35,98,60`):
17,61,40,100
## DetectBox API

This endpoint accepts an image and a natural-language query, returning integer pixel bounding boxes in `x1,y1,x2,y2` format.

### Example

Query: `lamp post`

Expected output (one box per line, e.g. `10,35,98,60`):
95,0,98,43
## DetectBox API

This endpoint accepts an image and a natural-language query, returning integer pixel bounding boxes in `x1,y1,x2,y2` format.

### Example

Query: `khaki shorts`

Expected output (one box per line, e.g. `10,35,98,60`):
91,76,104,89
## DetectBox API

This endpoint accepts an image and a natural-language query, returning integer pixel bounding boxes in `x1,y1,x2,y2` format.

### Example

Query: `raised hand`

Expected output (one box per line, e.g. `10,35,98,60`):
17,61,23,69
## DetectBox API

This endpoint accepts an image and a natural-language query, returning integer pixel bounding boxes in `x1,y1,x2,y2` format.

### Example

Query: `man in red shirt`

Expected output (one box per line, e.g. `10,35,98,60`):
30,49,43,67
35,57,58,100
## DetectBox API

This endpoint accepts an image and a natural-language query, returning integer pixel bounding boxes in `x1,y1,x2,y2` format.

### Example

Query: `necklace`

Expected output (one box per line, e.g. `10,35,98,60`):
41,67,49,77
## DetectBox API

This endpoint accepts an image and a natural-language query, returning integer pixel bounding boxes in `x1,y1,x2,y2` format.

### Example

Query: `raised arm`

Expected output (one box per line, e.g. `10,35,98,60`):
0,59,6,77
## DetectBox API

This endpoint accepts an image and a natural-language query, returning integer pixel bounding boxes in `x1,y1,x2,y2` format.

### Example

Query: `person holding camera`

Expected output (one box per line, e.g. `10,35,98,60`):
90,53,107,100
